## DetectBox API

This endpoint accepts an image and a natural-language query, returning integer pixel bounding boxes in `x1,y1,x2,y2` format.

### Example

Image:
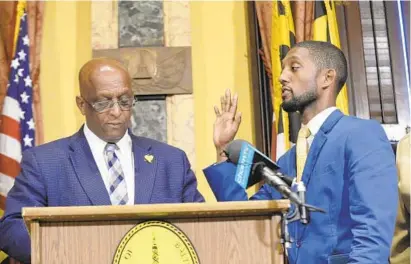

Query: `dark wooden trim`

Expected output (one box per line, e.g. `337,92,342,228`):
135,95,166,101
371,1,396,124
385,1,410,127
246,1,271,155
344,1,370,119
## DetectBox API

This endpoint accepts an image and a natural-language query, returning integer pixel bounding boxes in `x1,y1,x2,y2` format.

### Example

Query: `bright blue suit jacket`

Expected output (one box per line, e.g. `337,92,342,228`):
0,129,204,263
204,110,398,264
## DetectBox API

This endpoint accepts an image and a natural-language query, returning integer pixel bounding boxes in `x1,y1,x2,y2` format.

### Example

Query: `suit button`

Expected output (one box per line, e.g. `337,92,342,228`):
296,241,302,248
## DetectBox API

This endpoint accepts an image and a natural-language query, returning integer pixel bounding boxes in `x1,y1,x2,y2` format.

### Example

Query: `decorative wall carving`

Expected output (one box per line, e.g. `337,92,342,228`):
93,47,192,95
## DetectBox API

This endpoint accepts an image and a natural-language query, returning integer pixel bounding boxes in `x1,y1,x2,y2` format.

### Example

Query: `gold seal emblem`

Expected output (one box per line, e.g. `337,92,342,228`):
113,221,200,264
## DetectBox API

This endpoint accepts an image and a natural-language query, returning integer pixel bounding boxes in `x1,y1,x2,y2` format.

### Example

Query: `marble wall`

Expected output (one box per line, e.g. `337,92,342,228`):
131,99,167,143
91,0,196,168
163,1,191,46
164,1,196,168
91,1,118,50
117,0,168,145
119,1,164,47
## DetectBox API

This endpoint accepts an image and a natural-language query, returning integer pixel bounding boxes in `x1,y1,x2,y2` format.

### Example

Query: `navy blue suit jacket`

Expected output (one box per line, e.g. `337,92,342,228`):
0,129,204,263
204,110,398,264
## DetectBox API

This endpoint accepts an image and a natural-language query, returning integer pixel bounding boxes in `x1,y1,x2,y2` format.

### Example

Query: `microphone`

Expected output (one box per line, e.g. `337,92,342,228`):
225,139,294,187
253,162,304,206
225,139,325,219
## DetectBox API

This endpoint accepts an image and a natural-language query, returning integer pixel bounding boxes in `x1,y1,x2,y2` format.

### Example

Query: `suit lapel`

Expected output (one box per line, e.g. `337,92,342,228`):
301,110,344,186
295,110,345,249
132,135,157,204
69,128,111,205
301,131,327,186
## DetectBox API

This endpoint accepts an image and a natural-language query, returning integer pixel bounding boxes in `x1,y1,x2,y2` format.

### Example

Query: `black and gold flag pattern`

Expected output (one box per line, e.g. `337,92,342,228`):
313,0,349,114
271,0,300,159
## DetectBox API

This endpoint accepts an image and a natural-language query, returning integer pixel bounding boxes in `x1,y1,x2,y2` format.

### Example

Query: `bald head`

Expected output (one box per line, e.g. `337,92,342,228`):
78,58,131,97
76,58,133,142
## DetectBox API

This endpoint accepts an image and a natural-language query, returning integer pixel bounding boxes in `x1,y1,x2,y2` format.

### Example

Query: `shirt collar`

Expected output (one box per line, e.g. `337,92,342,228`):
305,107,337,137
116,129,132,155
83,123,131,154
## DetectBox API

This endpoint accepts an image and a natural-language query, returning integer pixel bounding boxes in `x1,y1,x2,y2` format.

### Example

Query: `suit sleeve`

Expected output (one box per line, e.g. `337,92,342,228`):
203,161,283,201
181,151,205,202
346,121,398,263
0,150,47,263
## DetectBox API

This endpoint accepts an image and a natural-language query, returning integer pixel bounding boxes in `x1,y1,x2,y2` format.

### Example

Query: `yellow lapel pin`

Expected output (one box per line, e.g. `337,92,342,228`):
144,154,154,163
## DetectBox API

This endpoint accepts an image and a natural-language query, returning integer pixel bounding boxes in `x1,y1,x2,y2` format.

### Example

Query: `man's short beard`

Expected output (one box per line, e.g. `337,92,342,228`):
282,89,318,113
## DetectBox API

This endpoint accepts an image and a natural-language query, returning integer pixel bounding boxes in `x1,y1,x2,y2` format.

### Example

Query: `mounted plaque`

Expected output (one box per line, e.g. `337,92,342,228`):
93,47,192,96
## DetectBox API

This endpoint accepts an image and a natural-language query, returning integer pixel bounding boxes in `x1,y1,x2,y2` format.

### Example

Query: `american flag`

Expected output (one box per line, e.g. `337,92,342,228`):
0,10,34,211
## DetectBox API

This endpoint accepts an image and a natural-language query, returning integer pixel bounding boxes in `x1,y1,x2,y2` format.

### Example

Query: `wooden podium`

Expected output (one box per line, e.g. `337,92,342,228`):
23,200,290,264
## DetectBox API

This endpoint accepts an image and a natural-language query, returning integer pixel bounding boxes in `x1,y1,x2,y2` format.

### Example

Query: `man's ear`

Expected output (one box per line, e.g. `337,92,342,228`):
76,96,86,115
320,69,336,90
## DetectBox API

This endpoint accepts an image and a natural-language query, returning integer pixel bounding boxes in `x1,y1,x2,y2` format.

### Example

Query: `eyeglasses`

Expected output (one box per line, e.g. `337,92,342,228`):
83,97,136,113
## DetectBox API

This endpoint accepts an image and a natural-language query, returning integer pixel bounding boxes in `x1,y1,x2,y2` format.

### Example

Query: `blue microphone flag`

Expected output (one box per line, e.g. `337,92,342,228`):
234,142,255,188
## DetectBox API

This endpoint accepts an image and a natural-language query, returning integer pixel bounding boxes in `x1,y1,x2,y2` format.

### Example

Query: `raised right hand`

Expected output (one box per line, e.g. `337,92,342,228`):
213,89,242,160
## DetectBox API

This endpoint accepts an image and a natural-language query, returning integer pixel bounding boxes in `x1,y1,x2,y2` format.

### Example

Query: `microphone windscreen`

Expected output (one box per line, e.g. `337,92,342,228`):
225,139,250,164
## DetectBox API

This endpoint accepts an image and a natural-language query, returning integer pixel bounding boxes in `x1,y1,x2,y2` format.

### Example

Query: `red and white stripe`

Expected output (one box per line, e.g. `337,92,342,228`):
0,96,22,209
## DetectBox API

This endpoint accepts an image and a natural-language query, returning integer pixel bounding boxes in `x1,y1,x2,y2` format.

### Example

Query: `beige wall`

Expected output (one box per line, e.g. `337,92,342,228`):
40,1,257,201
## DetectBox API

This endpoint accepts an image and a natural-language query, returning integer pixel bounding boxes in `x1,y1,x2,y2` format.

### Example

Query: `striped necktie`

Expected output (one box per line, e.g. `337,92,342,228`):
105,143,129,205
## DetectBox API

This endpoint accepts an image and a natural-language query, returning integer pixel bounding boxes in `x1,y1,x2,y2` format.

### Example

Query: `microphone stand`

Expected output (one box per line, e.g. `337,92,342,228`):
273,171,325,225
278,178,325,263
280,211,292,263
292,180,310,225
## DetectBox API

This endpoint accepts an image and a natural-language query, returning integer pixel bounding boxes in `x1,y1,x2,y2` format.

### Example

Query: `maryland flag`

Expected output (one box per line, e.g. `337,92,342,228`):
271,0,300,160
313,0,349,115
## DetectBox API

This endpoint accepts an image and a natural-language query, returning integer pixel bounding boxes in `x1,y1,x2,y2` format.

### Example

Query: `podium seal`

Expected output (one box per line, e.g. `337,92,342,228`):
113,220,200,264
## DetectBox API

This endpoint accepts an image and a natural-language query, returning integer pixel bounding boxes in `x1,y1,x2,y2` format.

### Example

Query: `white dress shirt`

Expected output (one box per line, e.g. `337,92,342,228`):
83,123,135,205
304,107,337,148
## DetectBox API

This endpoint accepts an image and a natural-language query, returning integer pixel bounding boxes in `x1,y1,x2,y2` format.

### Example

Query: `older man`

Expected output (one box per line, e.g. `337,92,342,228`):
0,58,204,263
